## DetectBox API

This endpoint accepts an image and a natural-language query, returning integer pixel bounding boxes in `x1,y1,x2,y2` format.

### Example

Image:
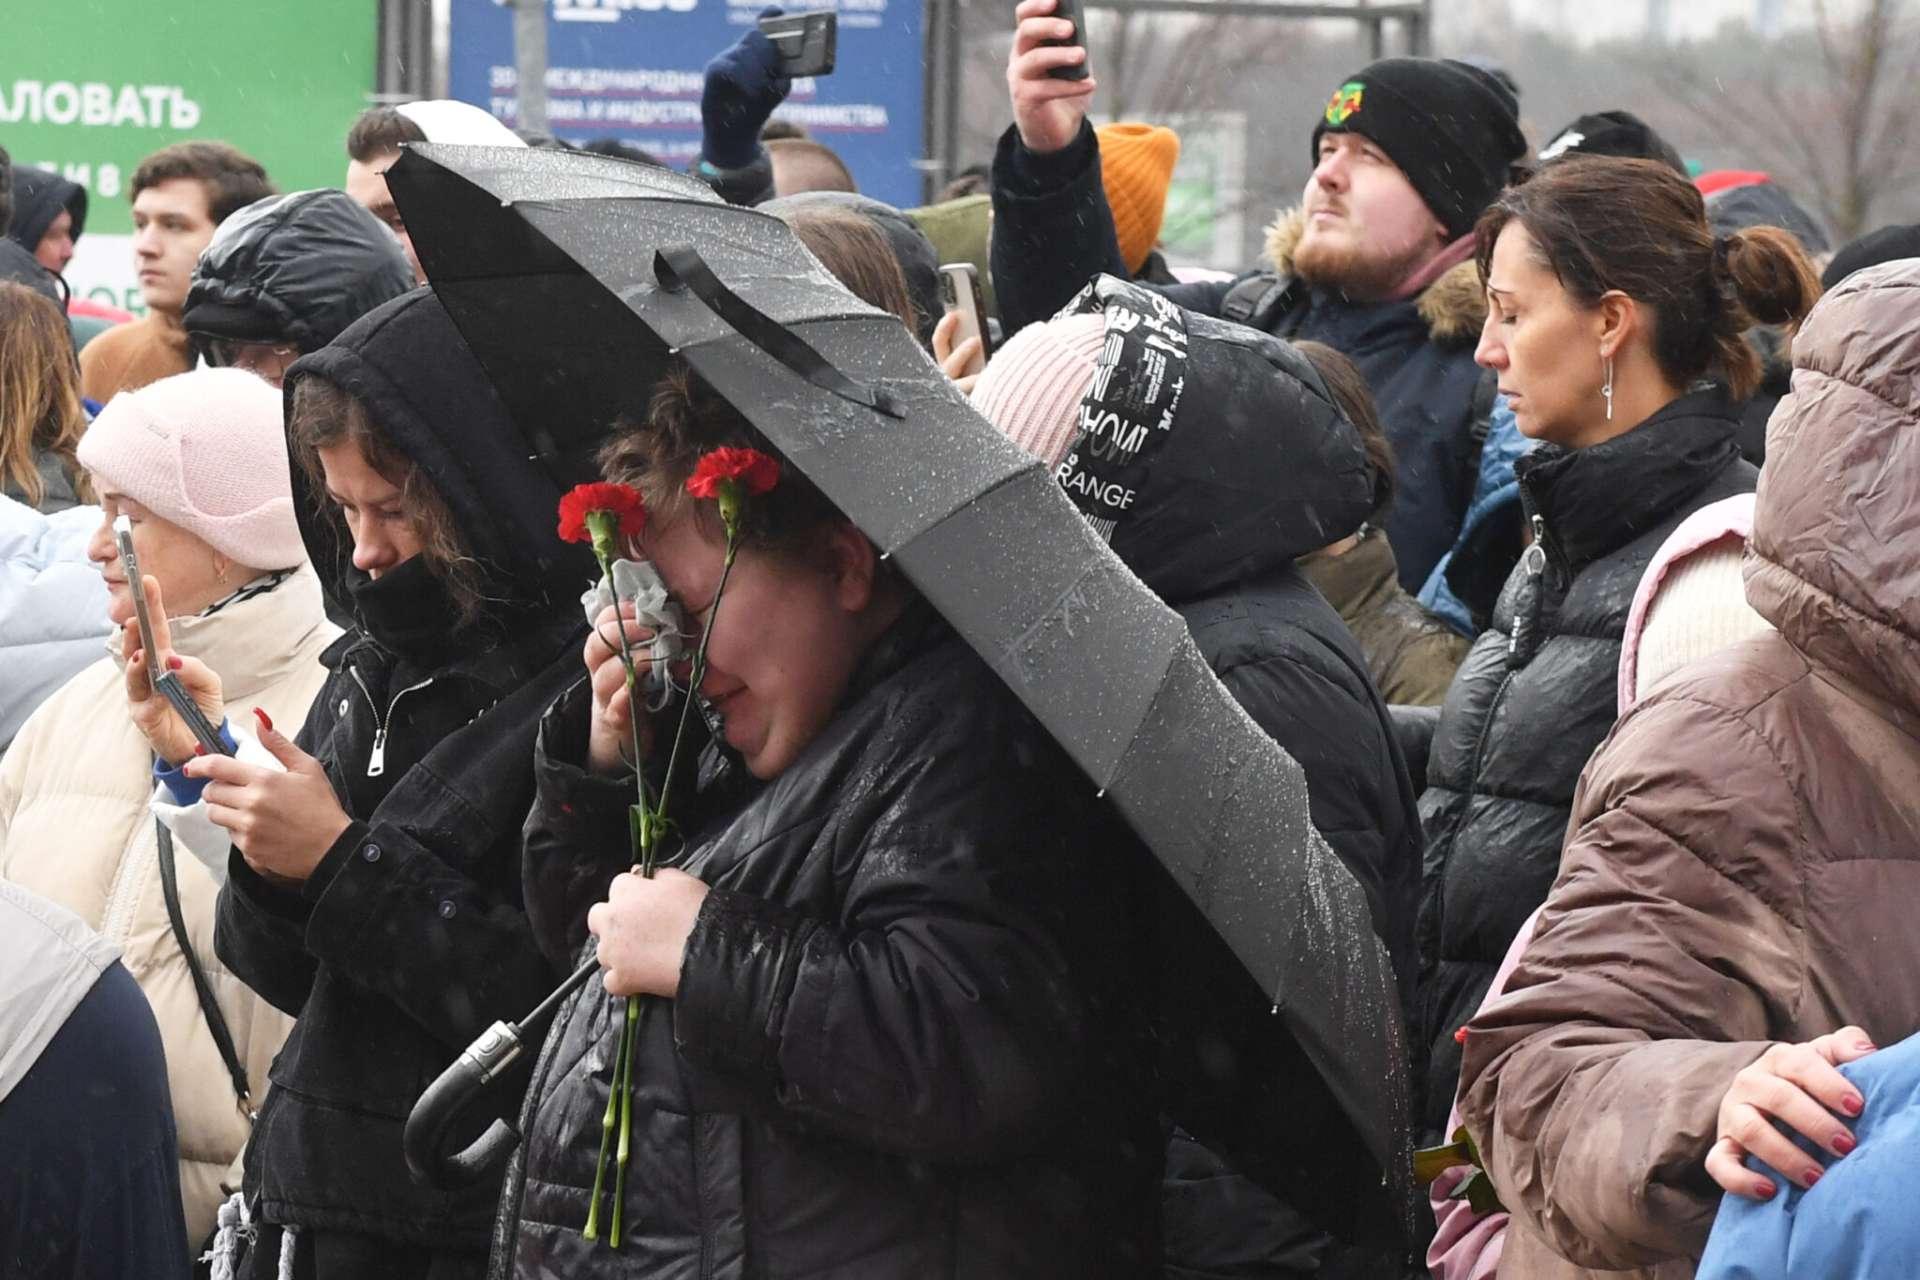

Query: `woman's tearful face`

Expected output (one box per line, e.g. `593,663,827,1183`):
643,511,884,780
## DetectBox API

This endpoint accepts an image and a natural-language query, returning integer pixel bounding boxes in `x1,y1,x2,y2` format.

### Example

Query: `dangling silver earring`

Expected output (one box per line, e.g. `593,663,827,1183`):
1602,355,1615,422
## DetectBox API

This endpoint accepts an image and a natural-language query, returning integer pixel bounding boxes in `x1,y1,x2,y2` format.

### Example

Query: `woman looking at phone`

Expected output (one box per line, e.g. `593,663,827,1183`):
0,366,335,1251
170,291,591,1279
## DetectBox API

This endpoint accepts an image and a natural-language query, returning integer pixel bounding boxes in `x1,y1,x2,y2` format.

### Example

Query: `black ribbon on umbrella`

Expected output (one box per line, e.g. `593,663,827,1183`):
654,244,906,420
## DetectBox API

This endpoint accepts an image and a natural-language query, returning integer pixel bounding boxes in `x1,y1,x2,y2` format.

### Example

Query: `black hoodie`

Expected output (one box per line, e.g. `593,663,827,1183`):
1073,300,1424,1267
1105,308,1420,983
3,166,85,257
214,291,593,1263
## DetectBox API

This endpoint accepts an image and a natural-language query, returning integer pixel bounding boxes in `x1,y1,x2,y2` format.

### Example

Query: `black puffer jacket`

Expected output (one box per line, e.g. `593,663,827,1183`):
991,122,1493,592
1413,391,1757,1137
215,291,593,1260
1084,297,1421,1271
497,606,1162,1278
183,188,415,355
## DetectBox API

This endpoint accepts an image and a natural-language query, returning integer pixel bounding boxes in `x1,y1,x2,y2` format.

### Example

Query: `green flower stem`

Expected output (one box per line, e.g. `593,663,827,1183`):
583,991,634,1241
579,497,747,1248
650,517,742,872
610,996,640,1246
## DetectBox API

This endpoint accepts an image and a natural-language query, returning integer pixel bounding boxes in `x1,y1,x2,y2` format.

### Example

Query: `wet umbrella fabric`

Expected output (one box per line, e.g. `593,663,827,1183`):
387,142,1416,1242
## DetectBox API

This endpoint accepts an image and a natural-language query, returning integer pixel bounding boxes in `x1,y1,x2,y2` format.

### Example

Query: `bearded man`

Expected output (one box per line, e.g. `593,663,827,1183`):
992,9,1526,589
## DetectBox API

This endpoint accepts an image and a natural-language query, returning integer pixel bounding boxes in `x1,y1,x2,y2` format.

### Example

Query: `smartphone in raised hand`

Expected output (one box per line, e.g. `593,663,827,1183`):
759,10,838,78
1043,0,1090,82
116,515,232,756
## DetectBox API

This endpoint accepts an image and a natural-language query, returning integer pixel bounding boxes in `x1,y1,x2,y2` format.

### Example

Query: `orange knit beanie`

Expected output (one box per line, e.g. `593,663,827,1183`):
1097,123,1180,275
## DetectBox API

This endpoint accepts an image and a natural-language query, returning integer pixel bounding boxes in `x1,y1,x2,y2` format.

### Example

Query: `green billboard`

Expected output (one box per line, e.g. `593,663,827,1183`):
0,0,379,312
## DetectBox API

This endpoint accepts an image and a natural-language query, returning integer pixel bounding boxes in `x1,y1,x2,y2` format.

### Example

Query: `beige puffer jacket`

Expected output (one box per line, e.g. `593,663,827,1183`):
0,562,339,1245
1456,259,1920,1278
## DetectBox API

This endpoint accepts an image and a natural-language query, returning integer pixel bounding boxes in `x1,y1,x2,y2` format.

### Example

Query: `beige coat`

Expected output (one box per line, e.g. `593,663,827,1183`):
0,563,338,1244
1456,261,1920,1277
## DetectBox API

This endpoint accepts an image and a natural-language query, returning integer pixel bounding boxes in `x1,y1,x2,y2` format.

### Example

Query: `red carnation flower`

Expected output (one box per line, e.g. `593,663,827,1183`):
686,447,781,501
557,482,647,545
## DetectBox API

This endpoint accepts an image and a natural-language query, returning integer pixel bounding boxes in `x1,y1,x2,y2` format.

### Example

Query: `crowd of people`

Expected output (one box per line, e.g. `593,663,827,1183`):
3,5,1919,1278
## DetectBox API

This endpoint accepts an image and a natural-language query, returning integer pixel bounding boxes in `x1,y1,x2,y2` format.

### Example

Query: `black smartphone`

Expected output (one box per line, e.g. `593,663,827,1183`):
116,515,232,756
939,264,993,372
1043,0,1089,82
759,11,838,78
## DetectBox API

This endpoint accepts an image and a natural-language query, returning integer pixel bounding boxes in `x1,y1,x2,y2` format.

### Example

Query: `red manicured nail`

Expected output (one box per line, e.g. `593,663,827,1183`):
1454,1026,1469,1044
1834,1133,1856,1155
193,744,207,757
253,707,273,732
166,655,183,670
1803,1168,1823,1189
1753,1179,1776,1199
1843,1094,1865,1117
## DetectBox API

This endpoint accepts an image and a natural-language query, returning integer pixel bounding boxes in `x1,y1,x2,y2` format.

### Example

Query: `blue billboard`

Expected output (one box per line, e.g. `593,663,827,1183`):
447,0,926,208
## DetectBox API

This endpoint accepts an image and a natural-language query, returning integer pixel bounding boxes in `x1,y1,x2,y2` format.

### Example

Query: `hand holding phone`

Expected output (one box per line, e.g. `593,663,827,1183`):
1009,0,1095,156
116,516,232,763
938,263,993,372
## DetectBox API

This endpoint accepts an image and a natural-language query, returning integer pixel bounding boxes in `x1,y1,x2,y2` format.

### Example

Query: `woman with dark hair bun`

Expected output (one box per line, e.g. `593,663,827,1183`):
1413,155,1821,1140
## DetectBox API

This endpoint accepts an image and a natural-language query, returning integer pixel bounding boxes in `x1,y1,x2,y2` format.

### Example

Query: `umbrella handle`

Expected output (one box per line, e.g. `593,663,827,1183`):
653,243,905,419
403,956,603,1188
403,1020,527,1189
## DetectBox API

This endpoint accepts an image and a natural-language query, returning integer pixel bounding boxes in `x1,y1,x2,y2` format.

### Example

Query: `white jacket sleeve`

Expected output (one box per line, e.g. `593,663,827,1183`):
0,498,111,750
149,726,285,886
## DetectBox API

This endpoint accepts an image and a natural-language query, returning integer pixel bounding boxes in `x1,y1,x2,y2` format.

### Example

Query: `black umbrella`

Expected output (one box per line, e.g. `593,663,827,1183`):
388,142,1416,1243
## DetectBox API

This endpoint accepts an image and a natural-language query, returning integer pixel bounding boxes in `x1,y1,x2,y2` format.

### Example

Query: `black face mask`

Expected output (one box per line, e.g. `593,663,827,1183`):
347,555,461,661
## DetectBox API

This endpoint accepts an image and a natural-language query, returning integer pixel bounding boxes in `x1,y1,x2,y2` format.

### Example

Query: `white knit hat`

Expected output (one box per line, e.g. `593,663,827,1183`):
77,368,306,570
396,100,528,148
969,312,1109,469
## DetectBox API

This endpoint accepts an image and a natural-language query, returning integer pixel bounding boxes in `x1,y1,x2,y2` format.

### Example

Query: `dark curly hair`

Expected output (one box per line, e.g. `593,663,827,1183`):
599,360,854,563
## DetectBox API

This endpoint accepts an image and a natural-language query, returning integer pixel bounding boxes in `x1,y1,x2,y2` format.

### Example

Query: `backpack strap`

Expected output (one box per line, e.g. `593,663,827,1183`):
156,819,253,1118
1219,271,1299,332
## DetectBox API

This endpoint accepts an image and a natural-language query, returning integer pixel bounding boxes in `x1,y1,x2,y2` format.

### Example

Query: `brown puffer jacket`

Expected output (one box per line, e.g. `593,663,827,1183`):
1456,259,1920,1279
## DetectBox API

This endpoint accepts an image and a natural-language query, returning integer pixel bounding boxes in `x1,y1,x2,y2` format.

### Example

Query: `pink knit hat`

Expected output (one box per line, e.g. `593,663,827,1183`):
969,312,1108,469
77,367,305,570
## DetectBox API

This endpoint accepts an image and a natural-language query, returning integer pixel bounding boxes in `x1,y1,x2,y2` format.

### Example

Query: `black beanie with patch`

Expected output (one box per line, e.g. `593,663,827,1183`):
1310,57,1527,240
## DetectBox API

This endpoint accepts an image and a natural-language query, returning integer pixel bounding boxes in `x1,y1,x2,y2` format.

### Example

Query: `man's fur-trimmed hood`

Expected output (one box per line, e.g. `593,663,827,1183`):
1264,207,1486,345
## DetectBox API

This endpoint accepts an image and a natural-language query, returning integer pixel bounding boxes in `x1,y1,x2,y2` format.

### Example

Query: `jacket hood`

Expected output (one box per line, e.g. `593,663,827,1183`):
763,190,943,344
184,190,414,353
1705,180,1830,255
0,239,59,305
1746,259,1920,713
282,289,595,623
0,882,118,1104
1060,279,1373,603
1263,206,1486,344
4,167,86,253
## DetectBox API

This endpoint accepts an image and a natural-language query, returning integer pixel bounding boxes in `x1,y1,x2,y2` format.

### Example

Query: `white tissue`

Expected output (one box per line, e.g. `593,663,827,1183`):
581,558,688,708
